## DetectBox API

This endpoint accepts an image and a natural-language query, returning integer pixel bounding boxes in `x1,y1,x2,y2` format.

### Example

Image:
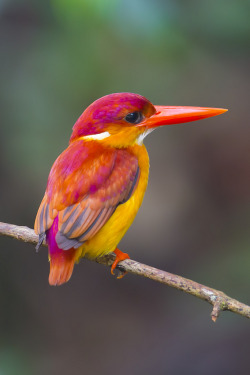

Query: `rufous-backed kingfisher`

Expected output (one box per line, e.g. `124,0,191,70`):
34,93,227,285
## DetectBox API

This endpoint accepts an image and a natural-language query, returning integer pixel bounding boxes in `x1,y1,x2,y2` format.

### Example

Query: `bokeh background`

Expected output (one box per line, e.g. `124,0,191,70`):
1,0,250,374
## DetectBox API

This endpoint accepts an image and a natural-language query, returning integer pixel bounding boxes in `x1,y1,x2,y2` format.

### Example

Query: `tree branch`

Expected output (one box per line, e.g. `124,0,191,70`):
0,221,249,322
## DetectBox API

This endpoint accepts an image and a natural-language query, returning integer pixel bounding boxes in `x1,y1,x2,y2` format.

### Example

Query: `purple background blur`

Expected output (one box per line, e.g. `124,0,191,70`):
0,1,250,374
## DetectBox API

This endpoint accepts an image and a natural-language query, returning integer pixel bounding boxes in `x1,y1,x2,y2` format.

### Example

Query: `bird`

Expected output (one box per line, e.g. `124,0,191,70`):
34,92,227,286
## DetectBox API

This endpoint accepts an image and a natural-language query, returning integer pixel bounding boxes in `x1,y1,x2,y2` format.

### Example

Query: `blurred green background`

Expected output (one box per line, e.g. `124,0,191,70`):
1,0,250,374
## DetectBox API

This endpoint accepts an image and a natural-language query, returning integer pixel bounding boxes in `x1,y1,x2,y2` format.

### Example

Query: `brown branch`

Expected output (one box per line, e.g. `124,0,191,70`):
1,221,250,321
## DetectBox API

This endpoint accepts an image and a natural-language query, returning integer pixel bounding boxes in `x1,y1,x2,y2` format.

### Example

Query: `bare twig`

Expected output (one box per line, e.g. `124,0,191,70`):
0,221,249,321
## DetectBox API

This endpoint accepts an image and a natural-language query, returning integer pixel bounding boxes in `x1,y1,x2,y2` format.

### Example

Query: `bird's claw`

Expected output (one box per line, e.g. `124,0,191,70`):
111,248,130,279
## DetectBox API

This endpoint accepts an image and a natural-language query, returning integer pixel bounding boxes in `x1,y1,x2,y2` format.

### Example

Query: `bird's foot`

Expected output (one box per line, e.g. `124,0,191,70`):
111,248,130,279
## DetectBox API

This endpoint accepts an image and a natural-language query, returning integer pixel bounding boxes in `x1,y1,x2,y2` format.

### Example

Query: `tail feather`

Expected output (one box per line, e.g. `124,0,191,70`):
47,217,79,286
49,249,76,286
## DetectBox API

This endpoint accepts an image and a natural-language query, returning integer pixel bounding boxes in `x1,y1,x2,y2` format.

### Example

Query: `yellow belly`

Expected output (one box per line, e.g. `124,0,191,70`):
79,144,149,259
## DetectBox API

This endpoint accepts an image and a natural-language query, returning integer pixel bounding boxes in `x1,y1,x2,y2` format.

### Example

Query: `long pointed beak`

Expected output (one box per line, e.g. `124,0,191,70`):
140,106,228,128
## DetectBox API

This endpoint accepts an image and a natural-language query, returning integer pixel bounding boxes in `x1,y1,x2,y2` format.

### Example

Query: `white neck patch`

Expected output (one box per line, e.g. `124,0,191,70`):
81,129,154,145
136,129,154,145
82,131,111,141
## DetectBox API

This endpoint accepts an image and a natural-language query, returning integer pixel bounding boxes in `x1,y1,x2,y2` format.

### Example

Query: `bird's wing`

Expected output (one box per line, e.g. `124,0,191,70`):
34,140,139,250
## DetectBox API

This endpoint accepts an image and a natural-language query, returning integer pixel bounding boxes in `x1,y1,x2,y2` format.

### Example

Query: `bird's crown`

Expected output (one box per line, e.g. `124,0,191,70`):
70,92,156,143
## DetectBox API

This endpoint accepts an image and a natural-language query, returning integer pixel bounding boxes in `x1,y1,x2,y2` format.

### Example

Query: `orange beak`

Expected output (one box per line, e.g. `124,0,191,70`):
140,106,228,128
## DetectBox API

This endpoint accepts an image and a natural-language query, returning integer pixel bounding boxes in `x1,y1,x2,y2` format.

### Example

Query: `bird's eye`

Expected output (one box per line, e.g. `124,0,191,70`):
125,111,143,124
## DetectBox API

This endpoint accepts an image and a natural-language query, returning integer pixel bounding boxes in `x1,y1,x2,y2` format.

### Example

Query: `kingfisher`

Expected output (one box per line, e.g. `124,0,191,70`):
34,93,227,285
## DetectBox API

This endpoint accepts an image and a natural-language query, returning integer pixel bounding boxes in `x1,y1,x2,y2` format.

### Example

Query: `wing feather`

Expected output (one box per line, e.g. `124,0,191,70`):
34,140,140,251
34,195,54,235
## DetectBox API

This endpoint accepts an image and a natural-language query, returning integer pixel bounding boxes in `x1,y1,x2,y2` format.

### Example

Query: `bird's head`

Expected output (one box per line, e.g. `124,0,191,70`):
70,93,227,147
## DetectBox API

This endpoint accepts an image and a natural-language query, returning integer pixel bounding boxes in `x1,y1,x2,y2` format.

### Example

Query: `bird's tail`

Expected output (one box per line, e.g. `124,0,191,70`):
46,217,79,286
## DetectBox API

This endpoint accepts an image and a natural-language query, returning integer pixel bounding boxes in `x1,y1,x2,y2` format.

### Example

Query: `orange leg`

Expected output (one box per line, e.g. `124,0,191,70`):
111,248,130,279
